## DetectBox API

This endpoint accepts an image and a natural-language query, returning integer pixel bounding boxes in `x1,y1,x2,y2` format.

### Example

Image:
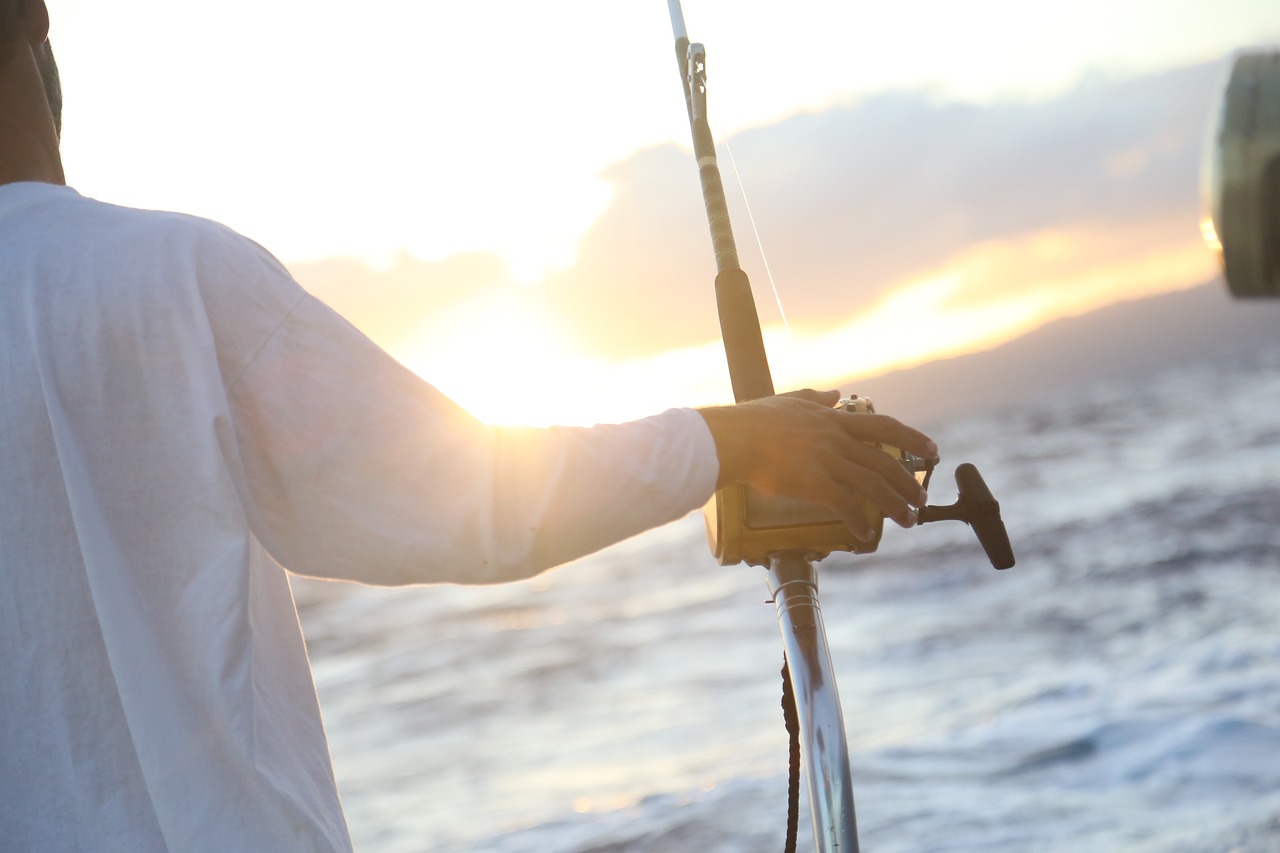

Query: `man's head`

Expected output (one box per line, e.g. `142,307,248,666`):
1,0,59,137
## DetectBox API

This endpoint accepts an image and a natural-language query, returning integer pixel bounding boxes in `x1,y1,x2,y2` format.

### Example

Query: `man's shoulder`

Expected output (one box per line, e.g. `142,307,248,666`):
63,188,300,297
61,188,310,378
70,189,278,265
22,183,304,324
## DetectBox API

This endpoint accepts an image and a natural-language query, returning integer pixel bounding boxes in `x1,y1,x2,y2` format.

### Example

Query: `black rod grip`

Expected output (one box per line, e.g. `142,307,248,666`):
955,463,1015,570
715,267,775,402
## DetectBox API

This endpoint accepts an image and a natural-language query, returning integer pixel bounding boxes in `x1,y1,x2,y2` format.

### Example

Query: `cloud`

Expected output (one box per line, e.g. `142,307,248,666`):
291,59,1225,371
546,60,1220,355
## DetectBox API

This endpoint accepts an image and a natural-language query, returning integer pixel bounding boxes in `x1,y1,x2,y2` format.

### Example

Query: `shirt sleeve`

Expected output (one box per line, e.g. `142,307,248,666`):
226,290,720,586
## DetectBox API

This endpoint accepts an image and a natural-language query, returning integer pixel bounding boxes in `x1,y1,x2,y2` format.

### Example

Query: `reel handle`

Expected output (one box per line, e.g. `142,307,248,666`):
918,463,1015,570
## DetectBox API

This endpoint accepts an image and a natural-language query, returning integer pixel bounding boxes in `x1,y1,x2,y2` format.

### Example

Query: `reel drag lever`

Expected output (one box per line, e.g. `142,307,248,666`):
917,463,1016,570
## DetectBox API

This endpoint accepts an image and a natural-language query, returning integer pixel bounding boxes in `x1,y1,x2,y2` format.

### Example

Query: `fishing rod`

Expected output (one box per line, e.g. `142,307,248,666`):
664,3,1016,851
666,0,774,405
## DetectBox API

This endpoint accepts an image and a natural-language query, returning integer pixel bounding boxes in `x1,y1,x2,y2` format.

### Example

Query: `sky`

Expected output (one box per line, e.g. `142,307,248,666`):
46,1,1280,425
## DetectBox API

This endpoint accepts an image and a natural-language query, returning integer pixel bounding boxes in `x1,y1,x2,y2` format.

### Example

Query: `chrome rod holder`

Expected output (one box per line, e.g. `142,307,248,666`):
767,551,860,853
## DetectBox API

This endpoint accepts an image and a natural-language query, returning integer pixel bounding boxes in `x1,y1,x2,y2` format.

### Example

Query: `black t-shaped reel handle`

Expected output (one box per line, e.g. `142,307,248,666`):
917,463,1016,570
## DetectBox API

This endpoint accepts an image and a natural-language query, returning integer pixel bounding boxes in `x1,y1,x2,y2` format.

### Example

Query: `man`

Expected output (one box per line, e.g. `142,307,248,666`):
0,2,934,850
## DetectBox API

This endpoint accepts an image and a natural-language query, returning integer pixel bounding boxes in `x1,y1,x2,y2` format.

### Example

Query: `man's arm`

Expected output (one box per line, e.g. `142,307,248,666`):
211,235,935,583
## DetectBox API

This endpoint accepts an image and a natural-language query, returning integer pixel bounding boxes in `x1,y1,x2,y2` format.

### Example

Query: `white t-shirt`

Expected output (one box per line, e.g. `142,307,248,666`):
0,182,719,851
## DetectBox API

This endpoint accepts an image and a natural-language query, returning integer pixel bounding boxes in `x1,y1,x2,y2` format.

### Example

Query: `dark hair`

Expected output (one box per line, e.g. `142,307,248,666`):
40,39,60,135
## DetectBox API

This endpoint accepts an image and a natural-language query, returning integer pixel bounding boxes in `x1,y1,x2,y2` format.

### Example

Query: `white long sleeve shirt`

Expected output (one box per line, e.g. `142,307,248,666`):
0,182,719,851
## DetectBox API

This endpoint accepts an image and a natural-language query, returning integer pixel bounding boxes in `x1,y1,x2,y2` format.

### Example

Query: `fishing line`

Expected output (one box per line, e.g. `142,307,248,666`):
722,139,793,337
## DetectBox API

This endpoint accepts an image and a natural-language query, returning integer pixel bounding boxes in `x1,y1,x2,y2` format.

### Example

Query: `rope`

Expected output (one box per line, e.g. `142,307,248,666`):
781,656,800,853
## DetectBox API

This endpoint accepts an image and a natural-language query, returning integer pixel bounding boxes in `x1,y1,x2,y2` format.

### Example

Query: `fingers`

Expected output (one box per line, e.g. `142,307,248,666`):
836,411,937,460
844,439,929,509
818,465,906,540
777,389,937,458
827,450,920,528
830,496,877,542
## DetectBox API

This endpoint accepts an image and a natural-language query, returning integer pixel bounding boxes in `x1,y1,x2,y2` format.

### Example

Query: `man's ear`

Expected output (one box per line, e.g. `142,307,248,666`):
21,0,49,45
0,1,45,69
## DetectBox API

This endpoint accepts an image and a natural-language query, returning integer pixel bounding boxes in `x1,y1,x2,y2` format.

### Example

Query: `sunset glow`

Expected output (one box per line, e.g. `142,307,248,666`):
396,290,611,427
349,222,1217,426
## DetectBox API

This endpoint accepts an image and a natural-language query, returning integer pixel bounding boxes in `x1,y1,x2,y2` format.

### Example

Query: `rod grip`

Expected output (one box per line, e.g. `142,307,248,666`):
715,268,775,402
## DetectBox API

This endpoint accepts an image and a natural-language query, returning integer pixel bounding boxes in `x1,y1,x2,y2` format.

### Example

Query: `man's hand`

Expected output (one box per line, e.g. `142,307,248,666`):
697,389,937,543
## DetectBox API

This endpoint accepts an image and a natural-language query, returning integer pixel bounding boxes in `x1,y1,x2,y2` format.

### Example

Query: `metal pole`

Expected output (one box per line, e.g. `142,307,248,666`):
768,552,861,853
667,0,688,42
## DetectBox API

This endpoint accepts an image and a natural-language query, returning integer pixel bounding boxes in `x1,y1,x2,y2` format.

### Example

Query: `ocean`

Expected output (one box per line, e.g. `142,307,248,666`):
292,340,1280,852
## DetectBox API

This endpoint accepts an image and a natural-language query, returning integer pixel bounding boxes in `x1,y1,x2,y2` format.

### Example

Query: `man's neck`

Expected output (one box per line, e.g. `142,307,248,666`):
0,134,64,186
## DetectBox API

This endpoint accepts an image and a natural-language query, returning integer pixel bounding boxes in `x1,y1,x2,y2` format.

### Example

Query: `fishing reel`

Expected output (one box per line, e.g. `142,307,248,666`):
704,396,1015,569
1202,50,1280,297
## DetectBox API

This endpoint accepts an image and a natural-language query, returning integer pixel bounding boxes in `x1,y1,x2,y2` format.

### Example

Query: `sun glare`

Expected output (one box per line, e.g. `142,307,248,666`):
393,291,719,428
400,321,735,429
382,221,1216,429
396,293,583,427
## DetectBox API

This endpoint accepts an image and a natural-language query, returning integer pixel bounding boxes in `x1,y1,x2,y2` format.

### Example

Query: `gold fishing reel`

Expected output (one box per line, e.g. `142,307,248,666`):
703,396,935,566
